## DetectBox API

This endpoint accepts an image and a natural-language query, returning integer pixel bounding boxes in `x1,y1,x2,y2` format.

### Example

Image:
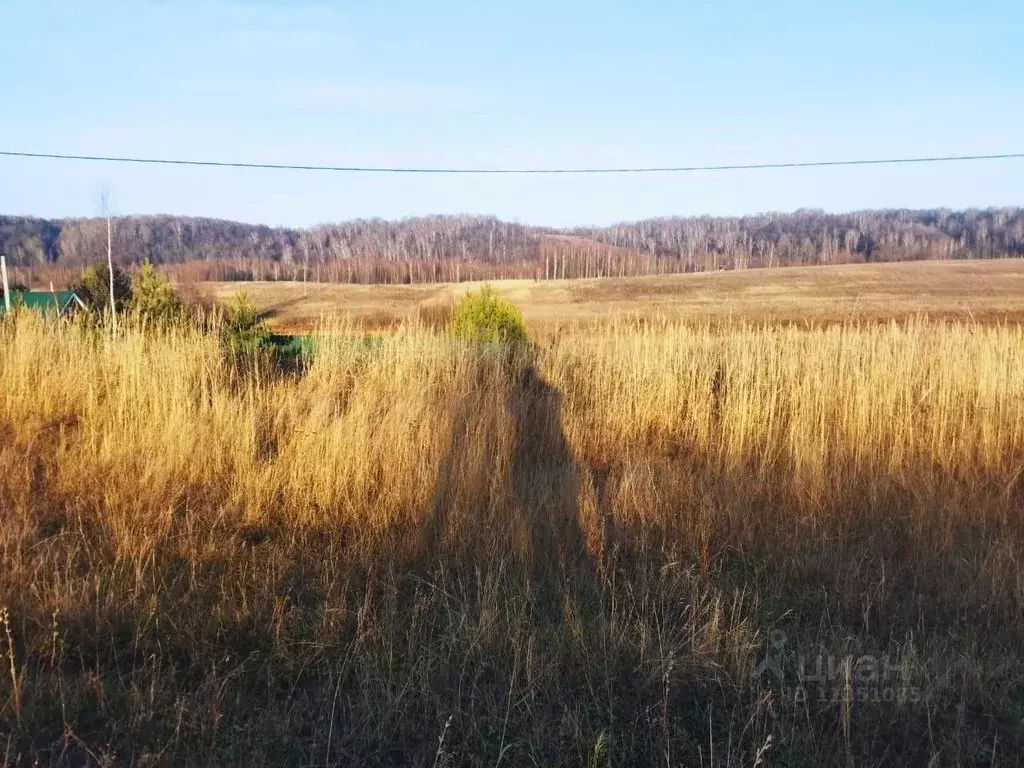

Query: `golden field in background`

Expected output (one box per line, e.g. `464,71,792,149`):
2,267,1024,763
189,258,1024,331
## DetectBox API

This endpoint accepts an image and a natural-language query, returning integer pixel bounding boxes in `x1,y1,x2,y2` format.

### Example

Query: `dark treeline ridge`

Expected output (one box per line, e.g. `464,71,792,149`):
2,208,1023,285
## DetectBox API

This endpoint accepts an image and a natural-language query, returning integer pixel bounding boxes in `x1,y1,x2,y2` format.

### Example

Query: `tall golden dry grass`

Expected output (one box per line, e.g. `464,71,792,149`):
1,312,1022,765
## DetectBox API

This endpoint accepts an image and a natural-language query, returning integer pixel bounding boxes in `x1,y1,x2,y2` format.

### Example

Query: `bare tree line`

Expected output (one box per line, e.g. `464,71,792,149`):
574,208,1024,269
2,208,1023,286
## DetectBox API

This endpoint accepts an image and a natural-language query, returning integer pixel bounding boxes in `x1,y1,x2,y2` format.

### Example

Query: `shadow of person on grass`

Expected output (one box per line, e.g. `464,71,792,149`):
506,363,589,598
414,354,597,617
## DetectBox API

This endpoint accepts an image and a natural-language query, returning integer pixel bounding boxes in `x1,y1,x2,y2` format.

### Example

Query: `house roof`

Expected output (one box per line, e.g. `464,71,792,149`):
1,290,87,317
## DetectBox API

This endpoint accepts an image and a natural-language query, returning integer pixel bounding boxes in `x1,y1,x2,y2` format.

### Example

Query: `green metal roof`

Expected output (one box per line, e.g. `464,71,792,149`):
0,290,86,318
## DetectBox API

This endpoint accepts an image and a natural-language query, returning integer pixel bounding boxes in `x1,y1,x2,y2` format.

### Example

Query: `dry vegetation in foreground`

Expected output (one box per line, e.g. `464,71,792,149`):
188,258,1024,333
1,312,1024,765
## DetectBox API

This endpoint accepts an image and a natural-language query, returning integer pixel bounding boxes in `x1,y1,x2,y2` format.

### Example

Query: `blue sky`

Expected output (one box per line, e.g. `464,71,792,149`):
1,0,1022,227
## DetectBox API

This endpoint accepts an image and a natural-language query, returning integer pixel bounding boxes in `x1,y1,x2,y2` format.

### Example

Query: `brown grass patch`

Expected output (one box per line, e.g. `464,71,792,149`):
0,312,1022,764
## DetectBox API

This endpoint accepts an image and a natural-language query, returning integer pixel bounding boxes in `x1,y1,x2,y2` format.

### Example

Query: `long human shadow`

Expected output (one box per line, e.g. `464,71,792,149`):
416,357,596,614
507,363,589,591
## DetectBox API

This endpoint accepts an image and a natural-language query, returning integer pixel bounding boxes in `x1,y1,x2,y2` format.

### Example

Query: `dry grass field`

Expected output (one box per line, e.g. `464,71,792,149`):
190,258,1024,331
2,263,1024,765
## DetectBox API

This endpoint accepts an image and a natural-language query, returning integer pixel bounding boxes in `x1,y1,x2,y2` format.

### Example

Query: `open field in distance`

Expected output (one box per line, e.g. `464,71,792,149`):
189,258,1024,332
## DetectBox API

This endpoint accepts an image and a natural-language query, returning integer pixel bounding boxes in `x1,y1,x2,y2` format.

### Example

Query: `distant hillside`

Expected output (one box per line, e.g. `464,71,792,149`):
2,209,1023,285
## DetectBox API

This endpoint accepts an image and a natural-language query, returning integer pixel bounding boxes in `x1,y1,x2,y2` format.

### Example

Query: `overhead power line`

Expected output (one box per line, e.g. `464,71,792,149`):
1,149,1023,175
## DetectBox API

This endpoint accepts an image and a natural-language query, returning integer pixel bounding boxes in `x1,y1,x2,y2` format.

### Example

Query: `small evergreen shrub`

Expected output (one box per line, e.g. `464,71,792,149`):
73,263,133,318
131,261,185,328
220,292,271,356
449,285,529,346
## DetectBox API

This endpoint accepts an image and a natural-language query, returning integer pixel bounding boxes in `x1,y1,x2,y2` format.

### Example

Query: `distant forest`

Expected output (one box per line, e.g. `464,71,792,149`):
2,208,1023,286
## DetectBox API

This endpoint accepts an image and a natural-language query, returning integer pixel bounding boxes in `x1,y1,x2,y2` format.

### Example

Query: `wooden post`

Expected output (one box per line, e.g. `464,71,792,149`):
1,255,10,315
107,214,117,331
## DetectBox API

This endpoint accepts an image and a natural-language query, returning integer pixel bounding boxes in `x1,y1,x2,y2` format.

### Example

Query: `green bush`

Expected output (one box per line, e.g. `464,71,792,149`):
449,284,529,346
220,292,271,356
131,261,185,328
73,262,133,319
